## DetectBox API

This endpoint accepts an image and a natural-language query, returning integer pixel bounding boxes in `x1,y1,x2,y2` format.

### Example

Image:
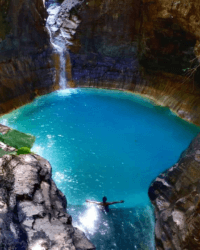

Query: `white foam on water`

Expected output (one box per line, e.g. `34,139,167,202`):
54,171,65,183
32,145,45,155
73,205,101,237
56,88,79,97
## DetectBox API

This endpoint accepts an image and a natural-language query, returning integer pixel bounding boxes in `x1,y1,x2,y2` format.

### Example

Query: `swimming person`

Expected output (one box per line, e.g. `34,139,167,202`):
86,196,124,212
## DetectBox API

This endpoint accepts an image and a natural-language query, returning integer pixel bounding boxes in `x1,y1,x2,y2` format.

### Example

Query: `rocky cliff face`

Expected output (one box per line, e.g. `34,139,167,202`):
1,0,200,124
52,0,200,125
137,0,200,125
1,1,200,249
0,153,95,249
0,0,59,115
148,134,200,250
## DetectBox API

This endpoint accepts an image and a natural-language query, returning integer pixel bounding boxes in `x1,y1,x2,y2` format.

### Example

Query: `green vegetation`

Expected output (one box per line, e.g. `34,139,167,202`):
17,147,31,155
0,129,35,149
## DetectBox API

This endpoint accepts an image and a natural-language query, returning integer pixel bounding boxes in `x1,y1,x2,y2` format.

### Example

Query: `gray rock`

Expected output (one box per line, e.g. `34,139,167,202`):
0,153,95,249
149,133,200,249
0,124,10,135
0,141,16,152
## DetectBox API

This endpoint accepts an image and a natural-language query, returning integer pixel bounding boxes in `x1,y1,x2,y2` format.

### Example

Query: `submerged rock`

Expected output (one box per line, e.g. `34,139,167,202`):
0,153,95,249
149,134,200,249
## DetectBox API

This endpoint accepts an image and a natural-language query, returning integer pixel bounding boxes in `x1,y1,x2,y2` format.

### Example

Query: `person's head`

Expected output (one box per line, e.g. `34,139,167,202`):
102,196,107,203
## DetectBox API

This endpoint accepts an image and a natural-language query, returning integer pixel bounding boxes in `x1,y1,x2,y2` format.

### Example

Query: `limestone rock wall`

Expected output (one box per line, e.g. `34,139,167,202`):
148,134,200,250
0,153,95,249
0,0,59,115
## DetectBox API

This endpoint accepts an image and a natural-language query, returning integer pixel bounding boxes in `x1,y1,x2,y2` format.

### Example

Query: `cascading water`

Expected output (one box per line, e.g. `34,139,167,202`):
48,27,67,89
46,2,68,89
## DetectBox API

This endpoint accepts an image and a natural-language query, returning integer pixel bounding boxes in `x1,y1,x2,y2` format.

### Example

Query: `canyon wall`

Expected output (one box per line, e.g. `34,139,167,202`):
1,0,200,125
54,0,200,125
1,0,200,249
0,0,59,115
149,134,200,250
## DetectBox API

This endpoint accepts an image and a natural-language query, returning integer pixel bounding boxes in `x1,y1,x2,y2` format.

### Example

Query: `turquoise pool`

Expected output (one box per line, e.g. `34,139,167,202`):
1,88,200,249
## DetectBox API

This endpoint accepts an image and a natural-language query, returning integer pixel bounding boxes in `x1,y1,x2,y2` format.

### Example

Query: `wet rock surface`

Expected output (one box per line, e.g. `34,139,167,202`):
149,134,200,250
0,153,95,249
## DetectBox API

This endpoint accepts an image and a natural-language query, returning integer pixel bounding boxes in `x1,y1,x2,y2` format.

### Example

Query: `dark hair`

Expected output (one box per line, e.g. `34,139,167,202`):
102,196,107,203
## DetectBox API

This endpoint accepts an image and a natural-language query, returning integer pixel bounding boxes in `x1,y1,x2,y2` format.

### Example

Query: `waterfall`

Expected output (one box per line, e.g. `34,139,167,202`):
46,4,68,89
59,51,67,90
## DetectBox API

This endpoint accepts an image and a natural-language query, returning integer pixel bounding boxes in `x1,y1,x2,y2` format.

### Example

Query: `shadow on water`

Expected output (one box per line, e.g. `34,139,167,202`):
68,204,155,250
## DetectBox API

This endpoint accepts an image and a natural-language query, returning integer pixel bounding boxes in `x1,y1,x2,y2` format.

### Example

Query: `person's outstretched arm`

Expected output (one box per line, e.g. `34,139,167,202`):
85,199,102,205
107,200,124,205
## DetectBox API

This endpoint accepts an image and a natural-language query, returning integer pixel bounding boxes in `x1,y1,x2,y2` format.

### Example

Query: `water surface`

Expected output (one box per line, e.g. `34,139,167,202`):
1,88,200,249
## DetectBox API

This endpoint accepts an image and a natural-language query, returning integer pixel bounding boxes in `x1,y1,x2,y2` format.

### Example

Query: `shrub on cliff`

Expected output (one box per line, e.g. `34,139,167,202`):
17,147,31,155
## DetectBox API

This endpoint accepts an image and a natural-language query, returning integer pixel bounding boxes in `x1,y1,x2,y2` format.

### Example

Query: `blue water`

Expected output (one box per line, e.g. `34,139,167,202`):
1,88,200,250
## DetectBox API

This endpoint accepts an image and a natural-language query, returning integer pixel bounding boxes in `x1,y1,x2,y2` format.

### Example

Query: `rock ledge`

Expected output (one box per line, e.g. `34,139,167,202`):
0,153,95,250
149,134,200,249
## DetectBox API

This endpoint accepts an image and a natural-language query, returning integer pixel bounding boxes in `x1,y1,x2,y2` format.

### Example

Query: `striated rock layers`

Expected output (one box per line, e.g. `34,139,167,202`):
148,134,200,250
53,0,200,125
0,153,95,250
0,0,59,115
1,0,200,124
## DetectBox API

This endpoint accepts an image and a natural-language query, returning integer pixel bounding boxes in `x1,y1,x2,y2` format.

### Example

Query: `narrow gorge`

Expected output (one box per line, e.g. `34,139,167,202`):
1,0,200,249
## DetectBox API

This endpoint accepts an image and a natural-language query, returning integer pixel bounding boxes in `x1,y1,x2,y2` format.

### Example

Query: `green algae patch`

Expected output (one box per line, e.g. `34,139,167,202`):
0,129,35,149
